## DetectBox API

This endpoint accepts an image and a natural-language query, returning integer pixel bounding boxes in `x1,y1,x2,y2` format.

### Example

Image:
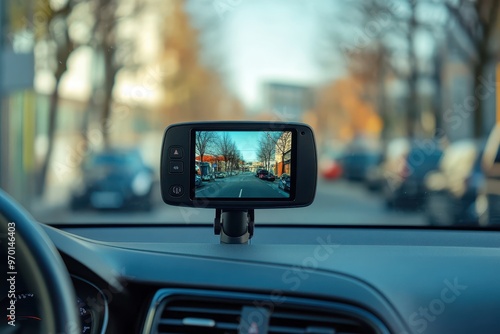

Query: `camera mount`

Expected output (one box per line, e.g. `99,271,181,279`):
214,209,254,244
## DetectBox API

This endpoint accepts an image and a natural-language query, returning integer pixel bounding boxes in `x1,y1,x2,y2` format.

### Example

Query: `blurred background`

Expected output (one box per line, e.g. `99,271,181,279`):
0,0,499,226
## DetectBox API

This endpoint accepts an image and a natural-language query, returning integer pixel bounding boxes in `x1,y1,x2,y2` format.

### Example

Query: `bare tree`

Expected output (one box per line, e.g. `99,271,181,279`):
93,0,142,147
228,142,238,172
229,147,243,172
195,131,216,163
332,0,452,139
444,0,500,137
236,152,244,171
257,133,275,171
214,133,236,172
37,0,79,195
363,0,499,138
360,0,428,138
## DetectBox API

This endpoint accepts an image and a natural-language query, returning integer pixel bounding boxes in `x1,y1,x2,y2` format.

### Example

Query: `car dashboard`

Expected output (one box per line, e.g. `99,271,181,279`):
25,223,500,334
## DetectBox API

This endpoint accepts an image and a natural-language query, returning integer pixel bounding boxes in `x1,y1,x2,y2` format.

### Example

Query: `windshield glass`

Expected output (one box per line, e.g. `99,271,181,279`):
1,0,499,226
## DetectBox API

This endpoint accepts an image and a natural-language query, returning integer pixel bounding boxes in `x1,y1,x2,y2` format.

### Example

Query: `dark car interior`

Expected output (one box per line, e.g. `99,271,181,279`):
3,192,500,334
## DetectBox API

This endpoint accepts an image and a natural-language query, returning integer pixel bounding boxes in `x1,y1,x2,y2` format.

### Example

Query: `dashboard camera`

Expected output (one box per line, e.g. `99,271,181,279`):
160,121,317,244
160,122,317,209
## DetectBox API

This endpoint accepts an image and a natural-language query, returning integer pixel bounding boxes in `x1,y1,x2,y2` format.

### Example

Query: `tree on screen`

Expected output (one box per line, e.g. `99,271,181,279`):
214,132,237,172
257,133,275,171
195,131,216,163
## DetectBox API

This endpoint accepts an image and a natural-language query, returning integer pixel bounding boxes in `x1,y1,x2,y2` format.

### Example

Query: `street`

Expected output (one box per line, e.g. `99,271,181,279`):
195,172,288,198
32,178,427,226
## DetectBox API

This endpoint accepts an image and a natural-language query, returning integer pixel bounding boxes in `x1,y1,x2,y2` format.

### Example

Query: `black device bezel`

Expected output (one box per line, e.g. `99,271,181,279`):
160,121,317,209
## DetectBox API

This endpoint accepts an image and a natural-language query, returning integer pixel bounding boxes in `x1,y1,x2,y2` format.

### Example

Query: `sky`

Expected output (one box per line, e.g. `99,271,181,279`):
221,0,326,109
227,131,260,162
187,0,341,110
188,0,438,110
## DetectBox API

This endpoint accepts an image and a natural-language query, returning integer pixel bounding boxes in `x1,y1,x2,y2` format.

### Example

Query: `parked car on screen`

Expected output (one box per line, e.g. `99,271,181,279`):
199,162,215,181
215,172,226,178
382,139,443,209
255,169,264,177
70,148,155,211
256,169,269,179
424,141,486,226
263,173,276,182
278,174,291,191
194,174,203,187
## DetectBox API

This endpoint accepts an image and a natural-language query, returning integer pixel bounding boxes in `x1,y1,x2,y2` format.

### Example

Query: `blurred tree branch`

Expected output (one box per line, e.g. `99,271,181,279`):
444,0,499,137
37,0,80,196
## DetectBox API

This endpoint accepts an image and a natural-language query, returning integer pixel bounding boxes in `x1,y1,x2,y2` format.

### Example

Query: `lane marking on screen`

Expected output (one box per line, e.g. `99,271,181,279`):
239,189,243,198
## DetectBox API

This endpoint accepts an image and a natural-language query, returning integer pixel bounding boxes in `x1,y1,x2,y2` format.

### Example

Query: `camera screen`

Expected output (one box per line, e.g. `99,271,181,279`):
194,130,293,199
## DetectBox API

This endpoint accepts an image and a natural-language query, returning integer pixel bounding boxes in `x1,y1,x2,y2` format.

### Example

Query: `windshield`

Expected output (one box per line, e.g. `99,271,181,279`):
1,0,499,226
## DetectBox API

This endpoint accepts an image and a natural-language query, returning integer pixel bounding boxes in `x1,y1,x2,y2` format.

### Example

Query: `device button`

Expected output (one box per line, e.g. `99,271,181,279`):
170,161,184,173
169,146,183,159
170,185,184,197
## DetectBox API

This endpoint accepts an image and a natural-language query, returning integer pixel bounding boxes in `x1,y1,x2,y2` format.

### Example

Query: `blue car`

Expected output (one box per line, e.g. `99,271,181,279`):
70,149,154,211
278,174,291,192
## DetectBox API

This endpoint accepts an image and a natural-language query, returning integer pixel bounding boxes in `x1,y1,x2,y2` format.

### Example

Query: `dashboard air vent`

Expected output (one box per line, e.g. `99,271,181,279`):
156,297,241,333
268,304,377,334
146,290,388,334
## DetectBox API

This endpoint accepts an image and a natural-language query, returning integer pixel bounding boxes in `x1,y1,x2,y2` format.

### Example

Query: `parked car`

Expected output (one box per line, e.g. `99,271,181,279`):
256,169,269,179
320,150,344,181
215,172,226,178
199,162,215,181
382,139,443,209
365,138,410,191
424,141,486,226
341,149,382,182
365,159,385,192
321,161,343,180
70,148,154,211
263,173,276,181
194,174,203,187
278,173,291,191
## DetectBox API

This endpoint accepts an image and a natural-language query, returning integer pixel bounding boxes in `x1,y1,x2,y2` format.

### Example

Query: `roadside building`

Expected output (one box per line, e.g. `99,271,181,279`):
264,82,313,121
274,132,292,176
0,2,36,206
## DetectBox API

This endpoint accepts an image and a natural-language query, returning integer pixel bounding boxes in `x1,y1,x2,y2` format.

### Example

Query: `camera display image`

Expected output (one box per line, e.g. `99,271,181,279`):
194,131,292,199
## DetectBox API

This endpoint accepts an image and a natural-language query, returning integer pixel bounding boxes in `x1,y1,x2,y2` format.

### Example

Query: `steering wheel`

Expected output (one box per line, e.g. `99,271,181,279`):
0,189,80,334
